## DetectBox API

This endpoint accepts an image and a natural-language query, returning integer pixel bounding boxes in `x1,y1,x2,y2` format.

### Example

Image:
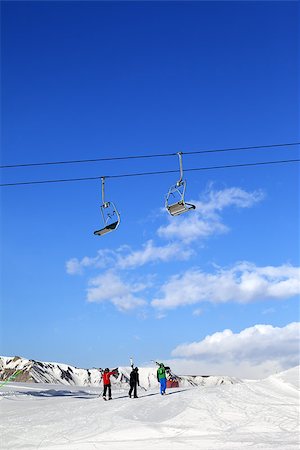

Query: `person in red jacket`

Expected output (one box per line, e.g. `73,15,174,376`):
102,367,118,400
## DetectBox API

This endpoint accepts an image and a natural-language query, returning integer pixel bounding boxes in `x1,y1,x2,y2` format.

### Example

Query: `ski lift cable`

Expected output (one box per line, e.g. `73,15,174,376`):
0,158,299,187
0,142,299,169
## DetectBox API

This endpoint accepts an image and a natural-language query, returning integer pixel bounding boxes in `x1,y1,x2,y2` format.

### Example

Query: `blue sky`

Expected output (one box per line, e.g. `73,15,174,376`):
1,1,299,378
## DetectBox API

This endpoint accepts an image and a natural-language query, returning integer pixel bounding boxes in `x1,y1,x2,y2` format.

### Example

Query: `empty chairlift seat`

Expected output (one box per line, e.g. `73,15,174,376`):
165,152,195,216
93,177,120,236
166,180,195,216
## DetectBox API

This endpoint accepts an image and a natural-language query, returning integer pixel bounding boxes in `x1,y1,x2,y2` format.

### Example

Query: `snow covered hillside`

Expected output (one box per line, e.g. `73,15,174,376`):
0,356,238,389
0,366,299,449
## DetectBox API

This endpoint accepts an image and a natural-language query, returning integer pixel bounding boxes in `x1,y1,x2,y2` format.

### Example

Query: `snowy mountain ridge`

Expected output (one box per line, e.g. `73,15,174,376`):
0,355,239,389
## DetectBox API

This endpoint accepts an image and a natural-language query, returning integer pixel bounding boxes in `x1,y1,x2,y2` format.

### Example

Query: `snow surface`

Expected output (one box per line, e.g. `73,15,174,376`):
0,366,299,449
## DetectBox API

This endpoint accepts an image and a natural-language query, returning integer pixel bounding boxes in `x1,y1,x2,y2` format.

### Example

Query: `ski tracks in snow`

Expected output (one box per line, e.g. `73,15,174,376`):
0,376,299,450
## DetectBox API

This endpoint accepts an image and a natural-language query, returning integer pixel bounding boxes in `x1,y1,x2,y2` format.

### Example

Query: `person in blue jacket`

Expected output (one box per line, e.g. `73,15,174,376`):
157,363,167,395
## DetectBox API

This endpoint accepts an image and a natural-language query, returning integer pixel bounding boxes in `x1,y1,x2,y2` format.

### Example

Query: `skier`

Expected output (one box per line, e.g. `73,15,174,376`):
128,366,139,398
157,362,167,395
102,367,118,400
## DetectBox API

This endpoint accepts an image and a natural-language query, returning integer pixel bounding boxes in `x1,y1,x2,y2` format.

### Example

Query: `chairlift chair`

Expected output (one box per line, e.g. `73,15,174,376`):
94,177,120,236
165,152,196,216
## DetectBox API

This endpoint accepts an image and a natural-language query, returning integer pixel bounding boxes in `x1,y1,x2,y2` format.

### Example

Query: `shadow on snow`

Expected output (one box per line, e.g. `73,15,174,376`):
2,387,190,400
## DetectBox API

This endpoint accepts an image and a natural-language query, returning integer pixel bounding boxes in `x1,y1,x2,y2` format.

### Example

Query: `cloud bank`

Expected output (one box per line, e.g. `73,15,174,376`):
66,241,193,274
63,186,299,314
152,262,300,309
168,322,300,379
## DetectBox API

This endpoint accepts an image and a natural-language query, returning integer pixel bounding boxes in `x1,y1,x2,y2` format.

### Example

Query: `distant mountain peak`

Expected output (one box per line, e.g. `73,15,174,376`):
0,355,240,389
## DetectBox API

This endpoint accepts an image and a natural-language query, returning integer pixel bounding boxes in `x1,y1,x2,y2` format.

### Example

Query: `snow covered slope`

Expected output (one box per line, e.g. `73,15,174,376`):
0,356,238,389
268,365,299,390
0,366,299,450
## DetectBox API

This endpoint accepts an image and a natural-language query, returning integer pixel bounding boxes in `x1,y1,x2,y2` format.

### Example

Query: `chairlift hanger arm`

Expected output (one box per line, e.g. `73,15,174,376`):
101,177,109,208
176,152,184,186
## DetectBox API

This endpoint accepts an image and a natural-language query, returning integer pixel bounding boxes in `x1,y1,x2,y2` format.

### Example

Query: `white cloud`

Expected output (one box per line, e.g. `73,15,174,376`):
66,241,193,274
164,358,296,380
156,313,167,320
158,187,264,243
151,262,300,309
169,322,300,378
157,214,228,243
192,308,203,316
86,271,147,311
117,240,193,269
66,258,83,275
200,186,264,212
262,307,276,315
66,250,116,275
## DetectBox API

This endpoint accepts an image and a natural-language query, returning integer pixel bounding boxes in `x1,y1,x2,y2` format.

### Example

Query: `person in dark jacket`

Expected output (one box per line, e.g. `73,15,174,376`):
128,367,139,398
102,367,118,400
